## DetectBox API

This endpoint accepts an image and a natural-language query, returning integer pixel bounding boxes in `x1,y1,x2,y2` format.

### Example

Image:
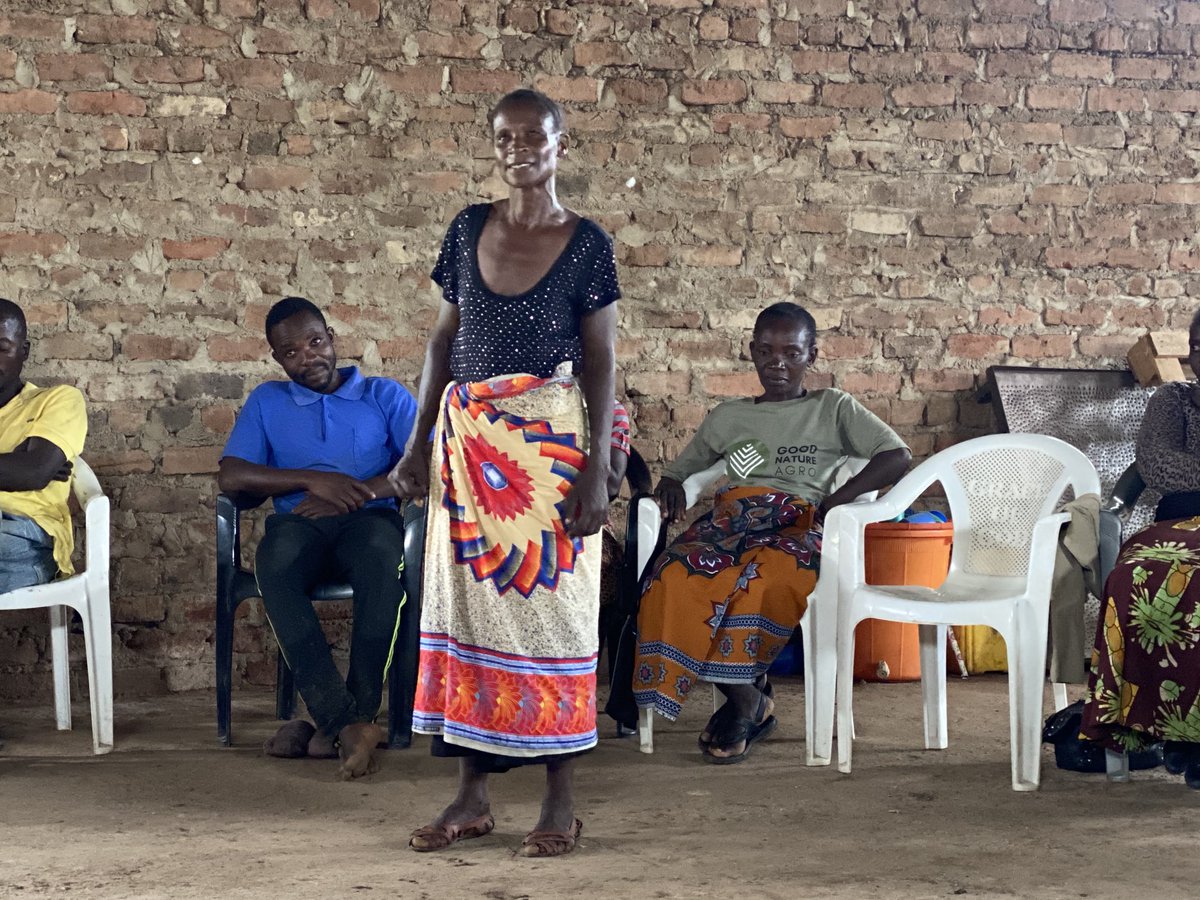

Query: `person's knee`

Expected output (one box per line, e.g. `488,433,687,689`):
256,522,323,580
344,516,406,567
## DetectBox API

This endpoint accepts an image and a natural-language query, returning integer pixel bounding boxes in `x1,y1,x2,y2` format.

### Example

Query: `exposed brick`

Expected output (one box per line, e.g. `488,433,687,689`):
0,232,65,257
947,334,1009,359
1031,184,1089,205
123,335,199,360
131,57,206,85
66,90,147,116
1000,122,1063,144
1011,334,1073,358
610,79,668,105
240,165,312,191
779,116,840,139
162,237,231,260
961,83,1013,107
450,67,521,95
40,332,114,360
160,446,222,475
377,66,444,96
821,83,885,109
753,82,816,104
415,31,489,60
0,14,62,40
677,245,743,267
1049,0,1106,23
533,75,600,103
1026,85,1083,110
792,50,849,74
912,120,972,141
681,79,748,106
77,234,143,259
702,371,762,397
75,15,158,44
1087,86,1145,112
699,15,729,41
0,90,58,115
892,83,955,107
1156,184,1200,205
36,53,112,82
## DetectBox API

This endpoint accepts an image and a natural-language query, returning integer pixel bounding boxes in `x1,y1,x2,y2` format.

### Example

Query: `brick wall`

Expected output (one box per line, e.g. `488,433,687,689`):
1,0,1196,699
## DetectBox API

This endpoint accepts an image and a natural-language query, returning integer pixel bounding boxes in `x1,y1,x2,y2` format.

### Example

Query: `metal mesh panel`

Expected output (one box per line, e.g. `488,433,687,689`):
953,449,1067,577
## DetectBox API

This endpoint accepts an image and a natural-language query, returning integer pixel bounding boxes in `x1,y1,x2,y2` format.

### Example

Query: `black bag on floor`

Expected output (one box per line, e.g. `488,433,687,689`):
1042,699,1162,773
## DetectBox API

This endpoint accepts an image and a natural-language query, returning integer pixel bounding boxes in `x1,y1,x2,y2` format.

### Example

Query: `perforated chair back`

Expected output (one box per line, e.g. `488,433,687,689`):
948,446,1071,578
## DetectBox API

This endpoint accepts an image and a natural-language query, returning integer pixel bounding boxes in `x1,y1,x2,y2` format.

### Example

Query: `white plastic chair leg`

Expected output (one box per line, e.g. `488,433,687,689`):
1007,613,1048,792
803,606,835,766
1052,681,1069,712
1105,748,1131,783
81,597,114,754
49,605,72,731
836,613,859,774
919,624,948,750
638,706,655,754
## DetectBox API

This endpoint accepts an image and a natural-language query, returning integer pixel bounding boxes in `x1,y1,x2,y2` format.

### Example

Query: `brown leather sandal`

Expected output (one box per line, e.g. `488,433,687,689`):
517,818,583,858
408,813,495,852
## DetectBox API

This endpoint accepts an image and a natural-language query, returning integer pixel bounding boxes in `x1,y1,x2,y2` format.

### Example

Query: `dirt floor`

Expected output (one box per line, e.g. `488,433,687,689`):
1,675,1198,899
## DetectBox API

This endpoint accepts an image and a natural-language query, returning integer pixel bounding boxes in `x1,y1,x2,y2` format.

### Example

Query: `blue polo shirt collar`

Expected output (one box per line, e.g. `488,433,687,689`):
286,366,365,406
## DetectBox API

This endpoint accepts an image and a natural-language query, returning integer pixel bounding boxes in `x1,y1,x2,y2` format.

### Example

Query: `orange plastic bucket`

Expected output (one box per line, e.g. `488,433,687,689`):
852,521,954,682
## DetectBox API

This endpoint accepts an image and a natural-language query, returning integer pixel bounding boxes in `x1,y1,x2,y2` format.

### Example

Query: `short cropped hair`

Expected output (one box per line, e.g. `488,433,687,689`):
0,297,27,341
1191,307,1200,334
754,302,817,340
490,88,566,134
265,296,325,342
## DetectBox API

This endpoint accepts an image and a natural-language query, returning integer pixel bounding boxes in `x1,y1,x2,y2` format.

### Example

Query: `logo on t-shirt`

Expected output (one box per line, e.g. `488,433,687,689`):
726,439,770,481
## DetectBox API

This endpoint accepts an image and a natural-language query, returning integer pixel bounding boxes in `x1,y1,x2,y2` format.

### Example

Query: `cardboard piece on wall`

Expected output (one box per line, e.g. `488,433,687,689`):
1128,330,1188,387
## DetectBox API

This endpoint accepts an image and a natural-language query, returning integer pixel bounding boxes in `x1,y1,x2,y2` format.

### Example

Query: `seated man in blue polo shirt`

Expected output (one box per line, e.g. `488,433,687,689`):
218,296,417,780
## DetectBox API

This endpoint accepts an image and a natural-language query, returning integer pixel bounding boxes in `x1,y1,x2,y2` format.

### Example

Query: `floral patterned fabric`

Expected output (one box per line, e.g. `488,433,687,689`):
413,369,602,757
1080,515,1200,751
633,486,818,721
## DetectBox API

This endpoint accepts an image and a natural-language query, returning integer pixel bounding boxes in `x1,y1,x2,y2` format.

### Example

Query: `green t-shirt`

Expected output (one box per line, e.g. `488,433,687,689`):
663,388,908,503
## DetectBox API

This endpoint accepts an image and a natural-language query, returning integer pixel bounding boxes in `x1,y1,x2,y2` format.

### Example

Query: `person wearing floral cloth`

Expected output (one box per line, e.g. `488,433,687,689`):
634,302,911,764
390,89,618,857
1081,308,1200,786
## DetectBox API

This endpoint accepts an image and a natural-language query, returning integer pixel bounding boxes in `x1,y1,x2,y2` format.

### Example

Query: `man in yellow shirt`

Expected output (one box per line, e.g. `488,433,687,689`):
0,298,87,593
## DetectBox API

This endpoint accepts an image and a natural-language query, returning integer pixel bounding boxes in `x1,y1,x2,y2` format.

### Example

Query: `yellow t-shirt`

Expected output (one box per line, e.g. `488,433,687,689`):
0,382,88,575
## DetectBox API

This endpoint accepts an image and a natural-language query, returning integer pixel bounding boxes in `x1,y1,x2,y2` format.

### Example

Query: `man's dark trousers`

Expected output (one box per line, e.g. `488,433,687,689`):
255,506,406,737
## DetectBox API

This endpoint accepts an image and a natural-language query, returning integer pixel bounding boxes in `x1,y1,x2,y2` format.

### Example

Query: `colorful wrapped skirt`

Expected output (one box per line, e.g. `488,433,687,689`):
633,487,818,721
1080,515,1200,751
412,370,602,758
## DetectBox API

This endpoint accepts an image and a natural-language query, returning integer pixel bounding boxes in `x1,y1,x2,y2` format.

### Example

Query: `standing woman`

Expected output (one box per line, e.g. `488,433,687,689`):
390,89,618,857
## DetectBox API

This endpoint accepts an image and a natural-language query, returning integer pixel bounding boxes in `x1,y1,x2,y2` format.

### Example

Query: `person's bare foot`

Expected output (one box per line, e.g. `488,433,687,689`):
337,721,383,780
264,720,315,758
307,729,337,759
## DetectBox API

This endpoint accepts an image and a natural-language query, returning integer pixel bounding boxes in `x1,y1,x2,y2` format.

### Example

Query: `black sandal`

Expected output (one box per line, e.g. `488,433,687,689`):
702,690,777,765
698,677,773,751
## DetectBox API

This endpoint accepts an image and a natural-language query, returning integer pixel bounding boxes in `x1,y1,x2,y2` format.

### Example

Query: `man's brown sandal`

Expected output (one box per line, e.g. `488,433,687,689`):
408,814,495,852
517,818,583,858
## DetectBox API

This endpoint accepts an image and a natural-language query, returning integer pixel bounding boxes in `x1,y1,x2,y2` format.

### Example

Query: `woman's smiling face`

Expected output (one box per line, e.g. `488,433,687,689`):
492,102,565,189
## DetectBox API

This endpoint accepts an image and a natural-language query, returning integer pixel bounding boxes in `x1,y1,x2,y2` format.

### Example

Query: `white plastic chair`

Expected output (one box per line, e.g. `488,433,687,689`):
827,434,1099,791
0,457,113,754
635,457,873,767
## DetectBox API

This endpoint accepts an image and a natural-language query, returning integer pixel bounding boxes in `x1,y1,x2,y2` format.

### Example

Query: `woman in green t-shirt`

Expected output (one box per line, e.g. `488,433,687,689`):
634,302,911,764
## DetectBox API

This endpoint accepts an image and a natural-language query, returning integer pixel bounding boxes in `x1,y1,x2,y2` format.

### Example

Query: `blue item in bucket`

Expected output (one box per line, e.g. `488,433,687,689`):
903,510,948,524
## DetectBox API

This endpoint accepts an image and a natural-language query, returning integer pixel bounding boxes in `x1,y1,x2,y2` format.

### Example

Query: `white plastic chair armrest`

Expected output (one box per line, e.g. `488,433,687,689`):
680,460,726,510
1023,510,1071,600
